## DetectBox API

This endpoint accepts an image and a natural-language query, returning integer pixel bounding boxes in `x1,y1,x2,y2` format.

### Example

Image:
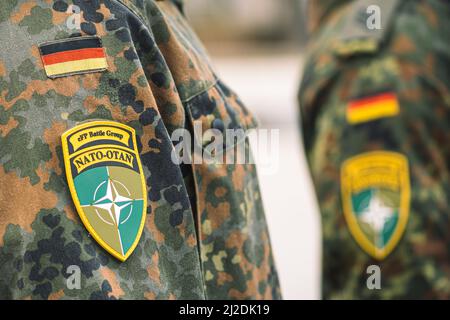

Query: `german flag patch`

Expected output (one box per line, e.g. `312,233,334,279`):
39,36,107,79
346,92,400,125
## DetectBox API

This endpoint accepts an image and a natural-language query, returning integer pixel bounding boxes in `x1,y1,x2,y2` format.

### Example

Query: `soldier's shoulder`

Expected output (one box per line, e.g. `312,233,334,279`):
300,0,448,104
117,0,184,20
308,0,447,60
308,0,404,58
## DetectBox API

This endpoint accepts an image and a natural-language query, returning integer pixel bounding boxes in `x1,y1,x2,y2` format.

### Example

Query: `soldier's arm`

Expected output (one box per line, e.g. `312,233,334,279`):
0,0,280,300
299,0,450,299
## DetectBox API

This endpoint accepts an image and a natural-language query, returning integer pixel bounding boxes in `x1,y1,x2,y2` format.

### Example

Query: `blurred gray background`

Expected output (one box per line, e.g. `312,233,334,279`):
185,0,321,300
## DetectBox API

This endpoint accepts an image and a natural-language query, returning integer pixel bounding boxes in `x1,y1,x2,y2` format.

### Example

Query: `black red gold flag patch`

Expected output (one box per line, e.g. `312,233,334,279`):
346,92,400,124
39,36,107,78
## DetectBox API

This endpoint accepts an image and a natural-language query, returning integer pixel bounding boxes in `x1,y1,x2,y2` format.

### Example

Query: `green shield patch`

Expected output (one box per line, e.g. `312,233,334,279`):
341,151,410,260
62,120,147,261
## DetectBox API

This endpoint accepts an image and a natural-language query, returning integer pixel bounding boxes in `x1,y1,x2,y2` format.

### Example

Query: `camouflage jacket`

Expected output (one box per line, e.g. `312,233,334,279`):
0,0,280,299
300,0,450,299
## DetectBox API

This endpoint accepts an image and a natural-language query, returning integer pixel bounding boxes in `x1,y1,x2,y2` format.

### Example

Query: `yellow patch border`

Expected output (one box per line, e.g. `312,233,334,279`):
341,151,410,260
61,120,147,262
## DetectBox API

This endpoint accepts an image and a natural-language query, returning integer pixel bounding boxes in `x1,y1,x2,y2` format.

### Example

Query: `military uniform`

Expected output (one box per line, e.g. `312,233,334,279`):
300,0,450,299
0,0,281,299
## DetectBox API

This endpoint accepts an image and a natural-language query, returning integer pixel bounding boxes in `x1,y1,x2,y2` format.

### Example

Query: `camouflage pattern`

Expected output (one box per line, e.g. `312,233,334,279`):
299,0,450,299
305,0,353,34
0,0,280,299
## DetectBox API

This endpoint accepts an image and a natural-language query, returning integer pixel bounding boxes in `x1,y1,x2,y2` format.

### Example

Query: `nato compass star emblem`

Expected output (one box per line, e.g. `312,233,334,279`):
62,120,147,261
359,196,395,249
88,172,136,228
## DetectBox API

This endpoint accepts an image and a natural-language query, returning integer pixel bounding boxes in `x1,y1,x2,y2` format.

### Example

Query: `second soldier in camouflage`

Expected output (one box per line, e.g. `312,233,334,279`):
300,0,450,299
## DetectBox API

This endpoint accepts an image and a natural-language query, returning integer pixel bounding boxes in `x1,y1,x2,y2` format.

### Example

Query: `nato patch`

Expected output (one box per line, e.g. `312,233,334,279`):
39,36,107,78
341,151,410,260
62,120,147,261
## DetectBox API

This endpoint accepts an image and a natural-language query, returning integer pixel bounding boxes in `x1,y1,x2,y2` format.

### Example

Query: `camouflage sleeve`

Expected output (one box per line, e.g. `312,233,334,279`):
306,0,354,35
0,0,280,300
299,0,450,299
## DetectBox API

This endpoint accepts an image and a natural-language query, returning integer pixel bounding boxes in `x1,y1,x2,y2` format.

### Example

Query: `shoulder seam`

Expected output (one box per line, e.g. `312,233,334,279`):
115,0,149,27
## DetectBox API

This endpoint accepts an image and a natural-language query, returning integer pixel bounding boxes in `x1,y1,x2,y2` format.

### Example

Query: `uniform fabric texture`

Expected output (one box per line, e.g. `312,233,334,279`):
0,0,281,300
